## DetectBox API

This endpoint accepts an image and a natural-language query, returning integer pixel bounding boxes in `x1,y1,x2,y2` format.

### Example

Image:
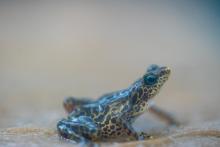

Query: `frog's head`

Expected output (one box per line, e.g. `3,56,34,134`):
142,64,171,99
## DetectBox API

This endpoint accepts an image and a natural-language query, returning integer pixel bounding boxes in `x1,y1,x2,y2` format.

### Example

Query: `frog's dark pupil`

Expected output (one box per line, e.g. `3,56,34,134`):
149,76,155,82
144,75,157,85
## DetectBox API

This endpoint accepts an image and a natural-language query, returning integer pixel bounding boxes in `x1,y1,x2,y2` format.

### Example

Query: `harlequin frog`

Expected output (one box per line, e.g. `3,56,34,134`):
57,64,178,143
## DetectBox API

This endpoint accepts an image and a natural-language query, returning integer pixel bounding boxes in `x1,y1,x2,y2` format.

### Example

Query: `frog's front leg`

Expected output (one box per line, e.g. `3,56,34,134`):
57,116,98,143
122,122,140,141
121,121,152,141
101,117,142,141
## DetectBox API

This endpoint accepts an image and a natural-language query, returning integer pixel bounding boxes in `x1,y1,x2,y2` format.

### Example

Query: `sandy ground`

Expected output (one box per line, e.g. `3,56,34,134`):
1,121,220,147
0,1,220,147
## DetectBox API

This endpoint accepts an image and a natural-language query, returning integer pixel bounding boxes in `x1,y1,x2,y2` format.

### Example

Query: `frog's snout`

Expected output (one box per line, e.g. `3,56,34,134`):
160,66,171,75
147,64,171,76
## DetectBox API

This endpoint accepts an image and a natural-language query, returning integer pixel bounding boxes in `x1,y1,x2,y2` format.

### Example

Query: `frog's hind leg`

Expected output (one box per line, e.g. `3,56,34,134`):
57,116,98,143
63,97,93,113
57,119,86,142
148,105,180,126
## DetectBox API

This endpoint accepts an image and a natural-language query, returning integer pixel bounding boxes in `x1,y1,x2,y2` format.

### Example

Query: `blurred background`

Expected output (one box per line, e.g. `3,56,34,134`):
0,0,220,134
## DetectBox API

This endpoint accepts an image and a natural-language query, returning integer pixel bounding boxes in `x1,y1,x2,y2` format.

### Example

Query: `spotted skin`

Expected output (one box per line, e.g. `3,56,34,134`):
57,64,172,142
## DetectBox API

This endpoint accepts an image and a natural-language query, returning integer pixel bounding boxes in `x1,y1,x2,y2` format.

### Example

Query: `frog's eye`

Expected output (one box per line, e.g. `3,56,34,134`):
144,74,158,85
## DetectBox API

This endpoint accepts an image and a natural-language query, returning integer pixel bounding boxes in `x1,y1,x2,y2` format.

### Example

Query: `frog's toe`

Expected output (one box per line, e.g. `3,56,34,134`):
138,132,153,140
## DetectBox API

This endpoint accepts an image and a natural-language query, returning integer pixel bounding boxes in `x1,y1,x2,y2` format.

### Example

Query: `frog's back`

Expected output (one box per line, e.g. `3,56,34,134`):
97,88,131,105
68,82,137,121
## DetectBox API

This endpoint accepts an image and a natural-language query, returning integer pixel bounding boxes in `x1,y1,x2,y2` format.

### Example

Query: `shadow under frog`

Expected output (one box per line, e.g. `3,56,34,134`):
57,64,179,143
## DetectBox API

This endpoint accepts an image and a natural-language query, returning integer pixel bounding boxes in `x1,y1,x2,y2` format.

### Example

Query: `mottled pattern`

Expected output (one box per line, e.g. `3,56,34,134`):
57,64,171,142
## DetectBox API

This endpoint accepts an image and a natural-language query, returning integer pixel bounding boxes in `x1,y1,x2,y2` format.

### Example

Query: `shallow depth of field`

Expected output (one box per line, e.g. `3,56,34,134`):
0,1,220,147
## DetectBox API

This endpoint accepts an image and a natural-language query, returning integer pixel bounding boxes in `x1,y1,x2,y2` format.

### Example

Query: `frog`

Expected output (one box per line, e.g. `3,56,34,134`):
57,64,178,143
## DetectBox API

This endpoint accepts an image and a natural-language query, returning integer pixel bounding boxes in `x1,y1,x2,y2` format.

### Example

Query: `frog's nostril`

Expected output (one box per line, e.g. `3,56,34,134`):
167,68,171,73
161,67,171,74
165,67,171,74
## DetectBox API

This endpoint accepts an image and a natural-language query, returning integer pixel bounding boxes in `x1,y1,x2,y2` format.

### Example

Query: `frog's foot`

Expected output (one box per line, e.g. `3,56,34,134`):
57,116,98,143
138,132,154,140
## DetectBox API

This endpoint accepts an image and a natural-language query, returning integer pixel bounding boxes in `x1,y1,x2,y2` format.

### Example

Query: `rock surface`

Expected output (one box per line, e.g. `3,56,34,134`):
1,121,220,147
